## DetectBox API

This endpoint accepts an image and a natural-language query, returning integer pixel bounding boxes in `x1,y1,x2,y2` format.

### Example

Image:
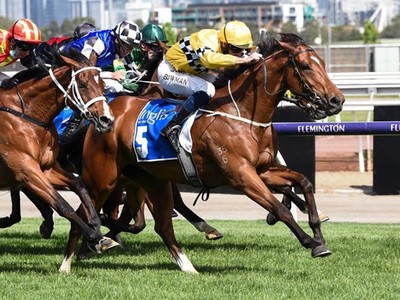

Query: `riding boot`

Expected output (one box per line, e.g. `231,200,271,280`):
161,106,191,153
161,91,211,154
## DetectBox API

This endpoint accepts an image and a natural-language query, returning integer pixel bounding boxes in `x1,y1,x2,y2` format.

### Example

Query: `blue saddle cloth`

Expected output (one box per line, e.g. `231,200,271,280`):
134,99,182,162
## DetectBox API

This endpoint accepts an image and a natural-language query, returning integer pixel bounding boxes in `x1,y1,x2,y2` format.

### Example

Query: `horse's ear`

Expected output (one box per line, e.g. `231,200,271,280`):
276,40,295,53
156,40,170,54
89,50,98,66
60,53,80,69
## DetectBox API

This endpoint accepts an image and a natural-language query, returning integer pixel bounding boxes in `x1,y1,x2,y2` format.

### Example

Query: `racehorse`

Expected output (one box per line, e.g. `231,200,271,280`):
59,32,345,273
0,46,118,259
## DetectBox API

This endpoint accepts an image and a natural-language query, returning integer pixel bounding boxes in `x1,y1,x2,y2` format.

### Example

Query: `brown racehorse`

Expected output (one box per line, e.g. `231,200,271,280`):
0,47,118,261
64,33,345,273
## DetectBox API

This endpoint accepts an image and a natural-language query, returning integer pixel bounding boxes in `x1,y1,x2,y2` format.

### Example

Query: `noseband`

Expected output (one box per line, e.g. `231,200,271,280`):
49,65,107,118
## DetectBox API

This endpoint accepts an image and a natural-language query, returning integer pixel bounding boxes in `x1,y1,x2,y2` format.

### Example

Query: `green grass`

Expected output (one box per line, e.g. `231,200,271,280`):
327,110,371,122
1,219,399,300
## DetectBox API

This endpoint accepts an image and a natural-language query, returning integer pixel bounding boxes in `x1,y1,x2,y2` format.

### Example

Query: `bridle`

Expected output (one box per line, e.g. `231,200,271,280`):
48,65,107,119
260,45,327,111
278,48,326,110
0,64,107,129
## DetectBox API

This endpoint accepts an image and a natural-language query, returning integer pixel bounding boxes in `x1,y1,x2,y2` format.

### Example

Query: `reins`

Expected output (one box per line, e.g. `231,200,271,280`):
0,105,49,129
0,64,107,129
0,85,50,129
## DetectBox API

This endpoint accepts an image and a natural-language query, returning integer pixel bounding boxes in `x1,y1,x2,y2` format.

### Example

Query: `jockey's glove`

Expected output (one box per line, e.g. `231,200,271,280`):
0,77,19,89
121,80,139,92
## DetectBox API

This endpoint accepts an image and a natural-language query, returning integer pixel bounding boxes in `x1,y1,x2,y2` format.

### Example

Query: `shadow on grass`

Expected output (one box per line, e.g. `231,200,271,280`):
0,229,295,274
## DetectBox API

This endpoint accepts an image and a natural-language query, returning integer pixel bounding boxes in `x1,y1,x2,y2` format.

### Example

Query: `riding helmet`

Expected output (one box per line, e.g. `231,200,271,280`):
217,20,253,49
9,19,42,44
141,24,168,45
73,22,97,40
113,20,142,47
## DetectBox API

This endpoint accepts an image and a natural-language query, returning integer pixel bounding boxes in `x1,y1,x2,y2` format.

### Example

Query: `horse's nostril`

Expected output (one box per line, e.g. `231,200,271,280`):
329,97,343,107
100,115,114,127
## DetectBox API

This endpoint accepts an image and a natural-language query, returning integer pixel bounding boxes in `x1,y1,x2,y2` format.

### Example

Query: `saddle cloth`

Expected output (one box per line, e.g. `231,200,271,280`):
133,99,196,162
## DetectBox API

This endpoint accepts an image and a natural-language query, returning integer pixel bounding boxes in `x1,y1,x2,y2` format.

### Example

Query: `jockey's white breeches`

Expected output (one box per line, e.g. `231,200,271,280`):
157,58,216,98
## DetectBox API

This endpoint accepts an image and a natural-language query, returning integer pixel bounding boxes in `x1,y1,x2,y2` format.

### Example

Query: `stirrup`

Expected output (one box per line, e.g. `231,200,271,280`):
165,127,181,154
161,124,180,137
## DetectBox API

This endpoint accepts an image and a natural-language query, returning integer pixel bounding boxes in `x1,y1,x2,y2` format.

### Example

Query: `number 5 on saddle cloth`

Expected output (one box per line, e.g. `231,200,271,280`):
133,98,202,186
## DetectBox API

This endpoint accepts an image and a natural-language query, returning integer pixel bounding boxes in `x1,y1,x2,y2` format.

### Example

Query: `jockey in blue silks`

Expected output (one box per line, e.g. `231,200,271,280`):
55,20,142,168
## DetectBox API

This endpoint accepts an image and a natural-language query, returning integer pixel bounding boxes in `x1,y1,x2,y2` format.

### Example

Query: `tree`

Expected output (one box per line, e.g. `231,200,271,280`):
363,20,379,44
0,16,13,29
162,22,177,45
300,20,320,45
41,17,97,40
281,21,298,35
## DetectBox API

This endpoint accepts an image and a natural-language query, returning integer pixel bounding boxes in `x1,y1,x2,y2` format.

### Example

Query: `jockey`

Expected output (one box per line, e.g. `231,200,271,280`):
157,20,263,153
64,20,142,79
0,19,42,86
57,21,142,168
126,23,169,94
132,23,168,70
101,23,168,95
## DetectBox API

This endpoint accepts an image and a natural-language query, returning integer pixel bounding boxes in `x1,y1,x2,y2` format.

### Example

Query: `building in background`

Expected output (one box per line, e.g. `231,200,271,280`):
0,0,399,33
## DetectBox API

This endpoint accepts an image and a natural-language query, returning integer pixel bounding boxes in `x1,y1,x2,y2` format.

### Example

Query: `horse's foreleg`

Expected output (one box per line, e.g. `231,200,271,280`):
259,167,326,246
0,189,22,228
45,162,101,231
278,187,330,223
232,165,330,257
21,188,54,239
171,183,223,240
147,181,198,274
41,164,118,271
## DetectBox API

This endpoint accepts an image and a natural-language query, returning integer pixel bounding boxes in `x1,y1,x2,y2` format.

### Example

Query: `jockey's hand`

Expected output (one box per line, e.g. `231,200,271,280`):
246,52,263,64
125,70,139,80
112,70,126,81
0,77,19,89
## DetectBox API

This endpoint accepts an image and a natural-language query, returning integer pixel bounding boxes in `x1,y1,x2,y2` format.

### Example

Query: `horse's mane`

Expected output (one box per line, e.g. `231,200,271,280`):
214,32,307,88
10,44,90,84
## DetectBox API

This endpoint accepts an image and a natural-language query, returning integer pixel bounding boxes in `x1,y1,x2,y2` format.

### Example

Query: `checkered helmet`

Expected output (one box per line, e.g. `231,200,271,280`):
113,20,142,47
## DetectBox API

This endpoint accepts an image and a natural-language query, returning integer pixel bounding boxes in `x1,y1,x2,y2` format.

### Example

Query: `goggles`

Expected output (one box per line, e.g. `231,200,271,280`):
15,40,36,51
228,44,249,54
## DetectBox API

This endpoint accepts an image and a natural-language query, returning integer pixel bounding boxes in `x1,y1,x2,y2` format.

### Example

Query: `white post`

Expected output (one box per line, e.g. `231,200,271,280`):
275,151,298,221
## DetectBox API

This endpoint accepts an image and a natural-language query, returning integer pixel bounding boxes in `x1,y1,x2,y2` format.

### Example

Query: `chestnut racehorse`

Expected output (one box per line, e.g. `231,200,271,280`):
62,33,345,273
0,47,117,261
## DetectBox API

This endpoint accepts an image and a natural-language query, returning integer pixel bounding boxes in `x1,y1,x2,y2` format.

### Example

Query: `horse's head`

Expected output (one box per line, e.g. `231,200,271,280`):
271,33,345,120
58,49,114,133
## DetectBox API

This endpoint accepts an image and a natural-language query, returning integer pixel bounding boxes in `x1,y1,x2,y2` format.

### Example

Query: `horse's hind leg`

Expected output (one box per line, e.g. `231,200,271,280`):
0,189,22,228
171,183,223,240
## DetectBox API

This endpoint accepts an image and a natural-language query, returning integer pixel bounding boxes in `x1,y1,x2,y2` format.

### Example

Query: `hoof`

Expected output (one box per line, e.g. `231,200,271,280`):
39,221,54,239
266,213,278,225
312,245,332,258
89,237,119,254
77,252,89,261
205,231,223,240
319,213,330,223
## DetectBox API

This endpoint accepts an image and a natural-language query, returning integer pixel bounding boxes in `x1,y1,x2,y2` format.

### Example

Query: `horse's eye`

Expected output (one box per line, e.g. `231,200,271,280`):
300,63,310,70
78,82,87,89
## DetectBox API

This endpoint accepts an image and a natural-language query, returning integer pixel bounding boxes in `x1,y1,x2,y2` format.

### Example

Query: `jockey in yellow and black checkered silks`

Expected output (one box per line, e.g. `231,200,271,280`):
157,20,263,154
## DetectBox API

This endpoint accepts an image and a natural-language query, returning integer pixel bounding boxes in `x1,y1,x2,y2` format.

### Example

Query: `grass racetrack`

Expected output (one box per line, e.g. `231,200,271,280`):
0,218,399,299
